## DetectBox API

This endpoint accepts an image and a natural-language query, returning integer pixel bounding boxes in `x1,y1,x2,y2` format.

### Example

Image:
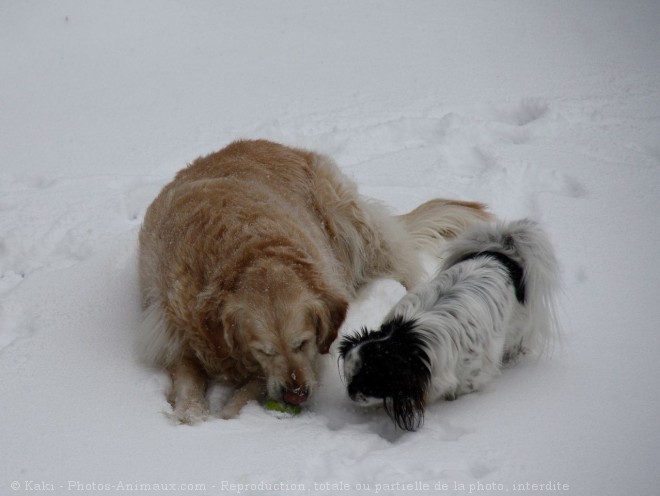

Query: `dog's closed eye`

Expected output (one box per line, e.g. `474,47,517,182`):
291,339,310,353
254,346,277,357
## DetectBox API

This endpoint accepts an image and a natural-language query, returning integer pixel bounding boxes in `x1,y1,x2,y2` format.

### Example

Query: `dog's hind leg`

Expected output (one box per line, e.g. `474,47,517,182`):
167,356,209,424
219,380,265,419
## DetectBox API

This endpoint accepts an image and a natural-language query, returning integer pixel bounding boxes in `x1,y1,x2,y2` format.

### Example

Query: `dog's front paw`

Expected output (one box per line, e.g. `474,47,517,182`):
218,380,265,420
167,399,209,425
218,403,241,420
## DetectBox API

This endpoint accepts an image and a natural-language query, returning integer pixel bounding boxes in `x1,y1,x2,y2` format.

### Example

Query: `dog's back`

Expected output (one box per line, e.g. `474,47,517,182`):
138,140,351,371
440,219,560,357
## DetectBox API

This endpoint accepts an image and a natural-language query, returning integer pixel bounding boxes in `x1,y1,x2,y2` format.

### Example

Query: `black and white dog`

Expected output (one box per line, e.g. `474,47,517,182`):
338,219,559,431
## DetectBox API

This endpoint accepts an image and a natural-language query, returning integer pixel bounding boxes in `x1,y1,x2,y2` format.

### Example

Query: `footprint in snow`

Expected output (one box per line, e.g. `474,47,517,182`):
0,308,37,355
495,98,550,127
467,450,503,479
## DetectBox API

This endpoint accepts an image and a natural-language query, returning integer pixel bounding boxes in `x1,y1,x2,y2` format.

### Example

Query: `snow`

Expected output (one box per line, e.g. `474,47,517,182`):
1,1,659,495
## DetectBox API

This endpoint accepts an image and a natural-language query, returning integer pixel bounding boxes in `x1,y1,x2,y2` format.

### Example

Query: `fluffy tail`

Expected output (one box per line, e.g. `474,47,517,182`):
397,199,493,259
442,218,561,355
505,219,561,355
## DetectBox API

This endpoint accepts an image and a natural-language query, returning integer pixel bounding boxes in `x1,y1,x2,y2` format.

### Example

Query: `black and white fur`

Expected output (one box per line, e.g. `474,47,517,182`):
338,219,559,431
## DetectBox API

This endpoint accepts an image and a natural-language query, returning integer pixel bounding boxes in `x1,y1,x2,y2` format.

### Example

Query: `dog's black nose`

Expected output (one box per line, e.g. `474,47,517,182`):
348,388,370,404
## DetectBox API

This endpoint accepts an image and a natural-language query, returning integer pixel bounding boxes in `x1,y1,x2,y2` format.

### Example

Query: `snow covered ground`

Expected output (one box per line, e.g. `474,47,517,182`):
2,1,659,495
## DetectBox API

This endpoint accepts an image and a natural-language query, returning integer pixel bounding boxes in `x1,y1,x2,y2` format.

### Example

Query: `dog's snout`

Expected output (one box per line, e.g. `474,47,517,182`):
347,382,358,400
347,385,366,403
281,369,309,405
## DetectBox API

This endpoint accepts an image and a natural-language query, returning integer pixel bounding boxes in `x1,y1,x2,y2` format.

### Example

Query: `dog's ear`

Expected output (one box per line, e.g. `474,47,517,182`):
220,301,246,353
311,291,348,355
386,394,426,431
383,335,431,431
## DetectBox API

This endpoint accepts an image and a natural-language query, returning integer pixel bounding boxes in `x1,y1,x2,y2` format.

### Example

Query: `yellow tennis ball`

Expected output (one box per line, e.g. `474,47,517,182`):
264,399,302,415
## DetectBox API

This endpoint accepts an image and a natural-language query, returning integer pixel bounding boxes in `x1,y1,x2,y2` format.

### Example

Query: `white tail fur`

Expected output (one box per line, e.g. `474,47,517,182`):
441,218,561,355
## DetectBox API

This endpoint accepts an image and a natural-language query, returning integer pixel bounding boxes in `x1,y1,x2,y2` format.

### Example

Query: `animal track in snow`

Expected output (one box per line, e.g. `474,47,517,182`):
0,174,162,302
0,304,37,355
248,98,589,221
494,98,550,127
468,454,500,479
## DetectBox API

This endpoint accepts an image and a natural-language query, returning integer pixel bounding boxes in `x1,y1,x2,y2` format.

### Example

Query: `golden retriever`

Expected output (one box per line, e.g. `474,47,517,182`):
138,139,490,423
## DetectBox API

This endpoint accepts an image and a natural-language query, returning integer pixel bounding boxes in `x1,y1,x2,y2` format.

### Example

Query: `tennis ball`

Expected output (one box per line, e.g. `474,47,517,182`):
264,399,302,415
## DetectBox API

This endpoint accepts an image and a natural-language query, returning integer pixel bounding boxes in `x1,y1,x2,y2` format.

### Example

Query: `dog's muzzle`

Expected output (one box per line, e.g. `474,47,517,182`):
347,385,381,407
283,386,309,406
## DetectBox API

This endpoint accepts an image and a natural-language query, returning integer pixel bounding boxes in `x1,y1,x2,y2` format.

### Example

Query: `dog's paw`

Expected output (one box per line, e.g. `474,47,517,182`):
166,400,209,425
218,403,240,420
218,380,265,420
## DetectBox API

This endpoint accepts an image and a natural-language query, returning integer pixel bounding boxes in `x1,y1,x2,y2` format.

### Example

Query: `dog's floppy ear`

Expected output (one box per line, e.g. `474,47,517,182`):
219,300,246,353
386,391,427,431
311,291,348,355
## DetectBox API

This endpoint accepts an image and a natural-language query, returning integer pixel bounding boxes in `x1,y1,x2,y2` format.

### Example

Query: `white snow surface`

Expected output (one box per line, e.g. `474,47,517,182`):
2,1,659,495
